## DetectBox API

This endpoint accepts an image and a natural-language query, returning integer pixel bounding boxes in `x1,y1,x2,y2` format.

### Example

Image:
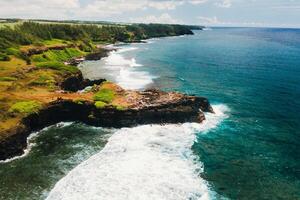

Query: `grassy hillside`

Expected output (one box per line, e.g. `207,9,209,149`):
0,20,196,138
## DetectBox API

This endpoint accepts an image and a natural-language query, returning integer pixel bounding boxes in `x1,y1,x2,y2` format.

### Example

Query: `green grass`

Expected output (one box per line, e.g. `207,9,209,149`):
36,61,79,73
42,39,68,46
9,101,42,115
0,77,17,82
93,89,115,103
115,105,126,111
43,48,83,62
31,54,48,62
0,52,10,61
94,101,107,109
32,48,84,63
29,75,55,86
5,48,21,56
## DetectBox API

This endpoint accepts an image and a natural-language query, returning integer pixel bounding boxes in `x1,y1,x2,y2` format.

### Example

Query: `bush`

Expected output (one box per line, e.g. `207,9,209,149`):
94,101,107,109
93,88,115,103
9,101,42,114
36,61,79,73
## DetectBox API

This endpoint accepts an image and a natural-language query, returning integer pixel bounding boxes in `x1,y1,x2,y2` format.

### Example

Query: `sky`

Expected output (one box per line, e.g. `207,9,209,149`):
0,0,299,28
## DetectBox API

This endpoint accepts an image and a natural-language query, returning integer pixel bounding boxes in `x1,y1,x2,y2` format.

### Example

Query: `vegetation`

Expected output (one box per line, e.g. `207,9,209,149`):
0,76,17,81
114,105,126,111
94,101,107,109
0,19,196,137
0,21,194,51
9,101,42,115
36,61,79,73
29,74,55,86
32,48,84,63
73,99,85,105
93,88,115,103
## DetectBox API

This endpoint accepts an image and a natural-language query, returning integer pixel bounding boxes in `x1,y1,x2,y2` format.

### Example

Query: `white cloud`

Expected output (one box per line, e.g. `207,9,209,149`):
197,16,220,24
0,0,80,19
130,13,182,24
148,1,184,10
197,15,265,27
215,0,232,8
188,0,208,5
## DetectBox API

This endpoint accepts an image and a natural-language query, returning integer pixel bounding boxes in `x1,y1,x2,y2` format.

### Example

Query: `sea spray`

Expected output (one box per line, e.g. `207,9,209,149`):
79,46,155,90
46,105,229,200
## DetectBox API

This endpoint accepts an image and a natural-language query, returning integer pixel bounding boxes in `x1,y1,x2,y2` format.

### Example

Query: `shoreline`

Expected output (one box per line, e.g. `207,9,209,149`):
0,32,214,161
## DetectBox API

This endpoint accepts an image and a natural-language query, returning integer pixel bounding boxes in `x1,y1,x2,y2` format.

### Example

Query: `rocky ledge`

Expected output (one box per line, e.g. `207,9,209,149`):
0,86,213,161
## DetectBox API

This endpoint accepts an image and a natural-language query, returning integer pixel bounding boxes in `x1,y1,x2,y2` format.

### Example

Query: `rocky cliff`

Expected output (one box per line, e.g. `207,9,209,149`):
0,87,213,160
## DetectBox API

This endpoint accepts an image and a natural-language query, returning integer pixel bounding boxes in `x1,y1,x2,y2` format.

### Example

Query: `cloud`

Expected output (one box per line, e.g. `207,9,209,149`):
197,15,265,27
188,0,208,5
148,1,184,10
130,13,182,24
197,16,220,24
0,0,214,19
214,0,232,8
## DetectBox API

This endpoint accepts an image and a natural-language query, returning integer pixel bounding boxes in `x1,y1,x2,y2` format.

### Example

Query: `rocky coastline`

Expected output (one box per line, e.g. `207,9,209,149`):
0,36,214,161
0,75,213,160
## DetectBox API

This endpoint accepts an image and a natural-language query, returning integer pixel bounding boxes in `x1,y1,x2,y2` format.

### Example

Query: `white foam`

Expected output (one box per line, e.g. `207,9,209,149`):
98,46,155,90
47,105,229,200
116,46,139,53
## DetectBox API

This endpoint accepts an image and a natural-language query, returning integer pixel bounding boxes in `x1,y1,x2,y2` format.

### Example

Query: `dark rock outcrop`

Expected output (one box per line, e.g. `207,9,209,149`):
0,91,213,161
60,72,106,92
85,49,110,61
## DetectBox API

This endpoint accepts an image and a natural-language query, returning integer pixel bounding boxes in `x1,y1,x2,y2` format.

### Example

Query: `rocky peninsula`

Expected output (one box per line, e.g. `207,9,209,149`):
0,22,210,161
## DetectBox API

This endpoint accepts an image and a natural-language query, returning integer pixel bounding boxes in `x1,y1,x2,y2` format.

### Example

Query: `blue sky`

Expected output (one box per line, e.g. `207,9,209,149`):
0,0,299,28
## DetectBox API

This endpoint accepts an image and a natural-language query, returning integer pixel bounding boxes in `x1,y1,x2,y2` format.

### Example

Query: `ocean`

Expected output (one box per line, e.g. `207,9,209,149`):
0,28,299,199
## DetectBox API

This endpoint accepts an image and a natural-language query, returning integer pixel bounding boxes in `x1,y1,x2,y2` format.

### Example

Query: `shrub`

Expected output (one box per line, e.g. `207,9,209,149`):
94,101,107,109
93,88,115,103
9,101,42,114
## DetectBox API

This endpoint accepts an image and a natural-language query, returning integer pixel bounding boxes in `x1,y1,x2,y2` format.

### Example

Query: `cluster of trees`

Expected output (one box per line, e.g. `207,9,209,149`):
0,21,195,56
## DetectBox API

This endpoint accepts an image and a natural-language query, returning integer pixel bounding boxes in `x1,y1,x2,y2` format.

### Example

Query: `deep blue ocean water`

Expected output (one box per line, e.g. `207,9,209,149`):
0,28,299,200
125,28,300,199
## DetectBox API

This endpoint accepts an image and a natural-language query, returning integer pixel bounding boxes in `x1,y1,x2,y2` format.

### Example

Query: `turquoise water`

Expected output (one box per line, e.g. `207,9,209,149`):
123,28,300,199
0,28,299,199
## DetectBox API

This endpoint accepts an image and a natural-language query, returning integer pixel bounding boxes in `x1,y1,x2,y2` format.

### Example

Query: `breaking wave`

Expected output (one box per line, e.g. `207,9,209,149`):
47,105,229,200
